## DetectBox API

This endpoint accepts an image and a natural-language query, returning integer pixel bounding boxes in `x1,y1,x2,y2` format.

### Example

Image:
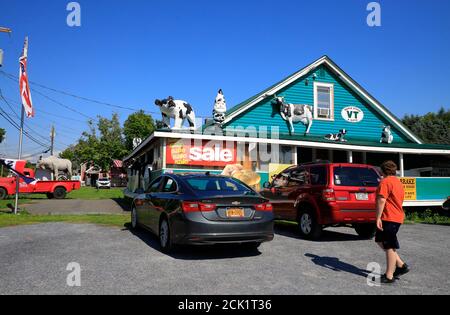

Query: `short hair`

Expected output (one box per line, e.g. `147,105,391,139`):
381,160,397,176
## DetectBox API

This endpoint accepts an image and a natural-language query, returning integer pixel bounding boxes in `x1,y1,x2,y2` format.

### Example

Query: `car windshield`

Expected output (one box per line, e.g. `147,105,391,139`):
185,177,255,196
333,167,380,187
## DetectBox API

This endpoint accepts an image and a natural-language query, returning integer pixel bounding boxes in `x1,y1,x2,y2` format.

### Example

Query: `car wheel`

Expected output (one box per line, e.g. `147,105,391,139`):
0,188,7,200
131,206,139,230
159,218,173,253
298,208,322,240
354,223,377,239
53,187,67,199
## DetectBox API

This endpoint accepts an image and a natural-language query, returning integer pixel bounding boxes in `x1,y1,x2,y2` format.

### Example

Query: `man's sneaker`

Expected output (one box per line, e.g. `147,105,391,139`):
380,274,396,284
394,264,410,278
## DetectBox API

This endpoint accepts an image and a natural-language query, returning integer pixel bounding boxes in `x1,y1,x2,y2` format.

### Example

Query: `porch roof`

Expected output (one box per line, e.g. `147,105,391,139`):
123,129,450,164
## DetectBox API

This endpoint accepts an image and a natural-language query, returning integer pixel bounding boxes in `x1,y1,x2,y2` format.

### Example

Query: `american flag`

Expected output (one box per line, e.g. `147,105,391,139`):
0,159,37,185
113,160,123,168
19,37,34,118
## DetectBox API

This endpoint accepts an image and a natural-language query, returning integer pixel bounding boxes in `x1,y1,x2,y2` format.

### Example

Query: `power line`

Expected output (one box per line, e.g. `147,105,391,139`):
1,94,89,124
31,88,99,122
22,148,50,159
0,94,80,149
0,104,51,149
0,70,161,115
38,108,90,124
0,90,50,139
0,93,55,145
0,70,210,118
0,72,99,121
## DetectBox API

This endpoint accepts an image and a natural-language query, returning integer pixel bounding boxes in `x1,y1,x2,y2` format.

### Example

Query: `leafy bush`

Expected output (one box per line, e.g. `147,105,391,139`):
406,208,450,225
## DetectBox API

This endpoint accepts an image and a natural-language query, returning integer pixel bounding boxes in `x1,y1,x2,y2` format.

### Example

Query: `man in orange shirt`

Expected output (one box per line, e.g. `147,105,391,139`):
375,161,410,284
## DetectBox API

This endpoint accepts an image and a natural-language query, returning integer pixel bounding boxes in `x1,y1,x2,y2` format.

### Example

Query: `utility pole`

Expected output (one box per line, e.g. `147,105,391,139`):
0,27,12,67
0,27,12,34
50,125,55,156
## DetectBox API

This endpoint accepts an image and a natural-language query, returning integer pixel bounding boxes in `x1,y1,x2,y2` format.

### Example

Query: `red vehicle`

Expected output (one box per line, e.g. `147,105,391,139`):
261,162,381,240
0,168,81,200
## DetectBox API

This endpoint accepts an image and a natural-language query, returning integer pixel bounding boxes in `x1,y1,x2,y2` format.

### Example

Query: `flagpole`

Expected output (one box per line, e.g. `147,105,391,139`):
14,106,25,215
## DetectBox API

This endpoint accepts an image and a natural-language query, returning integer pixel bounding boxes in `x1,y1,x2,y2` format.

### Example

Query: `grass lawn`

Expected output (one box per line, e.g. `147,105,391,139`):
0,187,124,209
0,211,130,229
0,198,34,211
0,187,129,228
66,187,125,200
0,187,125,211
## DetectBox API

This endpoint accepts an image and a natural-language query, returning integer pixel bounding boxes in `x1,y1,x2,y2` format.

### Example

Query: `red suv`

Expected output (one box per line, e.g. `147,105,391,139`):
261,162,381,240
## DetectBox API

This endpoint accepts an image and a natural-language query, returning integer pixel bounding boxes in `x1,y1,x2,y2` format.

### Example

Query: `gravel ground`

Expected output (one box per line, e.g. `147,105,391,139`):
0,222,448,295
23,199,129,215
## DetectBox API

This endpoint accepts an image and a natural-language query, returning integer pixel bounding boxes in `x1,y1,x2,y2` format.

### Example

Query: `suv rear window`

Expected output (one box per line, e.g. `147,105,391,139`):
333,167,380,187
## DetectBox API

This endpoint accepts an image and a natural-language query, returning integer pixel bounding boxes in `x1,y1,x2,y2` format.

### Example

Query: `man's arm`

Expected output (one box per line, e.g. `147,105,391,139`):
376,196,387,231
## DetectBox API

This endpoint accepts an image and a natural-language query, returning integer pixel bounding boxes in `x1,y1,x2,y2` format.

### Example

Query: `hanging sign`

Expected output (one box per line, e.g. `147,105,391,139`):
342,106,364,123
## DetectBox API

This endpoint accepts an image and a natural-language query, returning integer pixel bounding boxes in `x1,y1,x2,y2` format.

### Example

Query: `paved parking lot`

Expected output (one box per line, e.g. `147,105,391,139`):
0,222,448,295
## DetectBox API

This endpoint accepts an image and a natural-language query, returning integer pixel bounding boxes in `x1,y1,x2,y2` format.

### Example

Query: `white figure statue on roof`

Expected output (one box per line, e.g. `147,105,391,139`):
380,126,394,144
213,89,227,124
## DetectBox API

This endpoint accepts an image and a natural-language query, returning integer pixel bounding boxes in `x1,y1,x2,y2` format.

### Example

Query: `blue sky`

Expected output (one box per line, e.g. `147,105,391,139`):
0,0,449,157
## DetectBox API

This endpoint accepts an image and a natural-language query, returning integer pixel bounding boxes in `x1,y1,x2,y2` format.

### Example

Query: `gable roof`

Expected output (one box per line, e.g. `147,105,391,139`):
221,55,423,144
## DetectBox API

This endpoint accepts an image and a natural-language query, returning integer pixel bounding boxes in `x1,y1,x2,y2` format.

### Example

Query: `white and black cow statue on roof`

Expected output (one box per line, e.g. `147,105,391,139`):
213,89,227,125
155,96,197,131
272,95,313,135
380,126,394,144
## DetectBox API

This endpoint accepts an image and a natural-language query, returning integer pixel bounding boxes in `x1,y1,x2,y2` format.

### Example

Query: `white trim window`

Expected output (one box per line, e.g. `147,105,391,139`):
314,82,334,121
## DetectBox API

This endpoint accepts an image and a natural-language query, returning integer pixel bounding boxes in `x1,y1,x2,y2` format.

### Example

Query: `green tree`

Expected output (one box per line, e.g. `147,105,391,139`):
96,113,128,170
123,110,155,151
403,107,450,144
60,114,128,171
59,144,79,170
0,128,5,143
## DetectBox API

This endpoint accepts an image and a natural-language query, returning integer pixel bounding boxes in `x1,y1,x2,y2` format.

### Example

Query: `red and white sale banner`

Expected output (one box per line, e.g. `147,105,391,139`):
166,139,237,167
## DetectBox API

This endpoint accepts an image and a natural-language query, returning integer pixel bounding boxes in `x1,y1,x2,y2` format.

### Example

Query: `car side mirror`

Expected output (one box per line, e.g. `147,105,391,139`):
263,182,271,189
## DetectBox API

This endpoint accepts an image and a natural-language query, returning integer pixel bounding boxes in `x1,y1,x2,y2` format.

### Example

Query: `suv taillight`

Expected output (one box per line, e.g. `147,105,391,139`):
182,202,217,213
322,189,336,202
254,203,274,212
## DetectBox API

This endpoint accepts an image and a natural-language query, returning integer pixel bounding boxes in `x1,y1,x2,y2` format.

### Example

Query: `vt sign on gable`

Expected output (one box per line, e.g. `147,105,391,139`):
342,106,364,123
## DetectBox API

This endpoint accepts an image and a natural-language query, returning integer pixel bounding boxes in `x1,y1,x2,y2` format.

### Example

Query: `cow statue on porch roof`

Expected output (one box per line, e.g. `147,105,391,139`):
155,96,197,131
325,129,348,142
271,95,313,135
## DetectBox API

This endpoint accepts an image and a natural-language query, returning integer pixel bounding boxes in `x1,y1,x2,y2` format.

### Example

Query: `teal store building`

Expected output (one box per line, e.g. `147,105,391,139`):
124,56,450,207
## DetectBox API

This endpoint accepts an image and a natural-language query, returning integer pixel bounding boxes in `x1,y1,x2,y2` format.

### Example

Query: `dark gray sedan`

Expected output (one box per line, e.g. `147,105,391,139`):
131,173,274,253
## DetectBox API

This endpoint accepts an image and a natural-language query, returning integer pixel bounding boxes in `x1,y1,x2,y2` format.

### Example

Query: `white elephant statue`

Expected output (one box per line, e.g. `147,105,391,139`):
36,156,73,180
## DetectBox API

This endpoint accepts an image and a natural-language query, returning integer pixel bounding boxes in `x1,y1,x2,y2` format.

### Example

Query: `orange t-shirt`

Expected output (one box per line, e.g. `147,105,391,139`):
377,176,405,224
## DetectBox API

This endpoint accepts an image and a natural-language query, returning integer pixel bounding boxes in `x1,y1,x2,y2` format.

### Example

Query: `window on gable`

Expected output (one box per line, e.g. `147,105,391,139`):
314,83,334,120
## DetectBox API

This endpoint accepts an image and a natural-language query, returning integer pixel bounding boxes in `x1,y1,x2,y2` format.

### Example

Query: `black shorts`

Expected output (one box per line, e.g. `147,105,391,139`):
375,221,401,250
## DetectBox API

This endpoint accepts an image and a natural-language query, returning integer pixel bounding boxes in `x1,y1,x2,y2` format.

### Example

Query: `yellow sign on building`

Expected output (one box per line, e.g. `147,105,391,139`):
269,164,294,181
400,177,417,201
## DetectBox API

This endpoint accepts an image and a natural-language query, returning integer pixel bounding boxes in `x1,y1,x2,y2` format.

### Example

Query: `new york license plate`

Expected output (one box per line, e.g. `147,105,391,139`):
226,208,245,218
